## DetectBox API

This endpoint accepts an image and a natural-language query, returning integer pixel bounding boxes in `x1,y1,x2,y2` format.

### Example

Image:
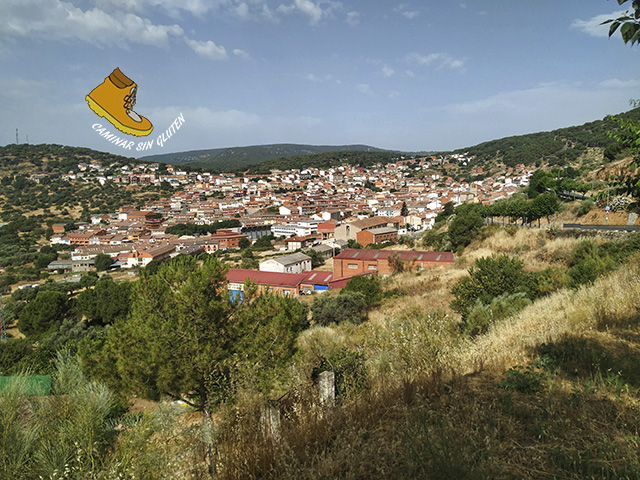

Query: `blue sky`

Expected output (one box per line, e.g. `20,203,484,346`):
1,0,639,158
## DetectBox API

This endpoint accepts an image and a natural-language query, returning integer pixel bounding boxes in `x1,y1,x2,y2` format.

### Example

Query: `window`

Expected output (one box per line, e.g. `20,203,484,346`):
368,265,377,270
347,263,358,269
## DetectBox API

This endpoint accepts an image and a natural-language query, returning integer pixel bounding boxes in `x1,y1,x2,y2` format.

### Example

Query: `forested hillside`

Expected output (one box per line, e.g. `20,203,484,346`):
241,149,403,174
141,143,390,171
451,108,640,168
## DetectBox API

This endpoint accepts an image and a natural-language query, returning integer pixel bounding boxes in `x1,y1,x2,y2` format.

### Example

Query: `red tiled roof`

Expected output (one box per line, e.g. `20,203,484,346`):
226,269,307,287
301,270,334,285
334,248,455,263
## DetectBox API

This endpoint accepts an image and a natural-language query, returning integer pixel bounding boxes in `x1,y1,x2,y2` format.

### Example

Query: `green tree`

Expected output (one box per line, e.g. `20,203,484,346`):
603,0,640,45
435,201,455,223
302,248,325,268
448,208,485,248
451,255,533,320
92,255,307,474
238,237,251,249
526,170,555,198
311,291,368,326
341,274,381,305
18,290,69,337
76,278,132,325
400,201,409,217
253,234,274,250
94,253,114,271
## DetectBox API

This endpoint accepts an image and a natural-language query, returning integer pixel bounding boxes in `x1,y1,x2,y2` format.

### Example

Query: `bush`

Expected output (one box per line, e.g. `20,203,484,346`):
18,290,69,337
463,292,531,337
311,348,367,399
577,199,594,217
566,240,617,288
451,255,533,319
311,291,368,326
341,274,381,305
448,209,485,248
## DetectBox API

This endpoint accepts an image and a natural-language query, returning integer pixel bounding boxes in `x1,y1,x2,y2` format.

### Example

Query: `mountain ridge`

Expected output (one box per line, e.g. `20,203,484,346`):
139,143,395,172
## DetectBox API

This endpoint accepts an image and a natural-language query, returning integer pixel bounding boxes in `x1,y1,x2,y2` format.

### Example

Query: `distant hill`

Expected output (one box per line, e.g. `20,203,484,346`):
0,143,137,176
140,143,390,172
450,108,640,169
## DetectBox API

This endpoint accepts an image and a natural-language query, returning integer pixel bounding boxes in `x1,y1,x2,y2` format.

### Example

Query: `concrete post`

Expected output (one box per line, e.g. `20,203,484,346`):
318,371,335,408
260,404,281,440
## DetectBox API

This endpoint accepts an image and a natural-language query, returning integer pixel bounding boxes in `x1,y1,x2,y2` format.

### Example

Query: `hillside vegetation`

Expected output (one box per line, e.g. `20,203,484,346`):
451,108,640,169
140,143,391,172
2,220,640,478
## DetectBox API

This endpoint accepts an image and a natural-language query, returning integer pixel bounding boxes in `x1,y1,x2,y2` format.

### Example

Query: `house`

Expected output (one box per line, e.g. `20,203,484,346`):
47,259,95,273
259,252,312,274
317,220,337,240
311,243,335,260
126,244,175,268
334,216,400,242
356,227,398,247
209,230,248,250
226,269,307,298
333,249,455,277
286,234,319,251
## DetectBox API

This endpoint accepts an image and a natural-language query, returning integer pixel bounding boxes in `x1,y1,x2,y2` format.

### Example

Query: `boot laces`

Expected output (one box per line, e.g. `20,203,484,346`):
123,86,137,112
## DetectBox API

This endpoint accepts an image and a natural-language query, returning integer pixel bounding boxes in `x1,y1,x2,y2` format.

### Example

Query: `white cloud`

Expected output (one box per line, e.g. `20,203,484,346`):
405,52,466,71
571,10,626,38
185,38,228,60
394,3,419,20
233,48,251,59
0,0,183,47
388,90,400,99
95,0,217,17
598,78,640,89
0,0,248,62
0,77,51,99
382,65,395,77
234,2,250,18
346,10,360,27
356,83,374,96
277,0,342,25
302,73,339,83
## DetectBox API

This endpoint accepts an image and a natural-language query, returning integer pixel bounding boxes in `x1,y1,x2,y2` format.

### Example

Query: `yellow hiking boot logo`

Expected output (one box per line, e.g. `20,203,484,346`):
86,68,153,137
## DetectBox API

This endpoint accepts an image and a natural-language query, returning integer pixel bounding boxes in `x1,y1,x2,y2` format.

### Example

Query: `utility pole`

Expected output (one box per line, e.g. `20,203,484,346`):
15,128,18,145
0,294,6,344
606,181,610,226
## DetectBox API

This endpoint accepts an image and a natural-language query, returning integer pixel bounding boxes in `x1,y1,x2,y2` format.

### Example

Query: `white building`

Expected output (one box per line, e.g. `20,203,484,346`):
259,252,312,274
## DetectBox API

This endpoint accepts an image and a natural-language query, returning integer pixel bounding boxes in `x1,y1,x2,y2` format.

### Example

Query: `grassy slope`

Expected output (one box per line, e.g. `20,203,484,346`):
214,226,640,479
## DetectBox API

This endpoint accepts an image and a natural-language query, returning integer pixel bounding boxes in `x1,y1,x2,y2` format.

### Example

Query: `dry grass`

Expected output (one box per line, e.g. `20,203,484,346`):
209,227,640,479
461,255,640,373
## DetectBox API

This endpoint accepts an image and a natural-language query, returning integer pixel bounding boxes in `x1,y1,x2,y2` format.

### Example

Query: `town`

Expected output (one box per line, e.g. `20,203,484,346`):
44,153,532,294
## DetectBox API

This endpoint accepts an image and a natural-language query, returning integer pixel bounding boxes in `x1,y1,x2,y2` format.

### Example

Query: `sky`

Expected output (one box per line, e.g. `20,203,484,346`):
1,0,639,158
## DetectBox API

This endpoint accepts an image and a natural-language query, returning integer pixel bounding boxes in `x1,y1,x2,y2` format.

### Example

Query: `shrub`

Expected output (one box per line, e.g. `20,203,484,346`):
448,209,485,248
450,255,533,319
498,363,545,393
311,348,367,399
566,240,618,288
577,199,594,217
463,292,531,337
18,290,69,337
311,291,368,326
341,274,381,305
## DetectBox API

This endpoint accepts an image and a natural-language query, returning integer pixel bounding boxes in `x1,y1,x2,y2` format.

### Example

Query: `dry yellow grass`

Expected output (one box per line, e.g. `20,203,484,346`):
215,227,640,479
459,254,640,373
